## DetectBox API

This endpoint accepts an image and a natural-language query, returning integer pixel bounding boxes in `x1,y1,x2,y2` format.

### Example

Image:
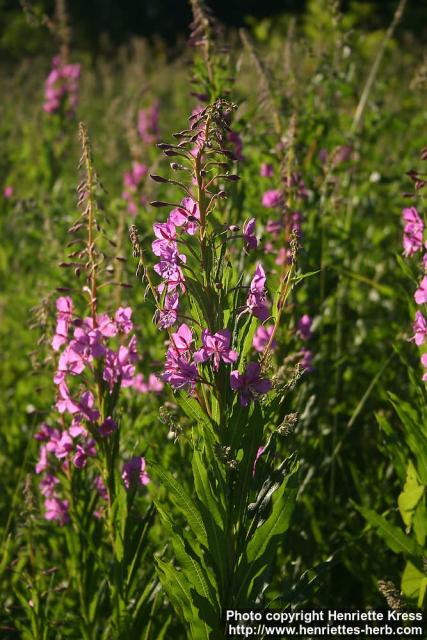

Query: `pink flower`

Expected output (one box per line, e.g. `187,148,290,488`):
34,423,54,441
421,354,427,382
47,430,73,460
402,207,424,257
78,391,100,422
247,264,269,321
262,189,282,208
266,218,282,236
230,362,272,407
114,307,133,334
95,313,117,337
40,474,59,498
253,325,276,352
169,197,200,235
253,446,265,476
163,348,198,391
72,325,105,361
44,497,69,525
300,348,313,372
54,345,85,384
133,373,164,393
99,417,117,437
170,323,193,353
158,292,179,329
3,185,13,199
35,445,49,474
260,163,273,177
73,440,96,468
297,315,313,341
194,329,238,370
415,276,427,304
152,221,178,256
122,457,150,489
94,475,108,500
243,218,257,251
56,382,80,415
411,311,427,346
52,296,74,351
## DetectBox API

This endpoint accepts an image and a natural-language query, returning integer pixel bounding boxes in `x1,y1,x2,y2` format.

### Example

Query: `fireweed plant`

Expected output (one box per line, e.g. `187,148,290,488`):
360,152,427,608
129,99,306,636
28,124,162,639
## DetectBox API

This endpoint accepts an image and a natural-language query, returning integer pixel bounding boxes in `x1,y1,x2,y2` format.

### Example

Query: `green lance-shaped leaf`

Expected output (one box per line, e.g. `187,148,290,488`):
388,393,427,484
192,449,227,594
154,504,220,638
358,505,425,571
401,561,427,606
398,462,424,529
155,557,212,639
234,459,299,606
149,462,208,548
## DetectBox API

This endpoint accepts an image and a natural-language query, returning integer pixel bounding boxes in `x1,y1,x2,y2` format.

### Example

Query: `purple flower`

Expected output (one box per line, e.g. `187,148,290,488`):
262,189,282,209
52,296,73,351
253,325,276,352
230,362,272,407
73,440,96,469
297,315,313,341
402,207,424,257
34,422,55,442
114,307,133,334
46,430,73,460
163,348,198,391
152,221,178,256
247,264,269,321
54,345,85,384
243,218,257,251
72,325,105,361
78,391,100,422
253,446,265,476
266,218,282,236
133,373,164,393
95,313,118,337
300,348,313,372
260,163,273,177
194,329,238,370
99,417,117,437
415,276,427,304
44,497,69,525
157,293,179,329
169,197,200,235
170,323,193,353
94,475,108,501
411,311,427,346
56,381,81,416
40,474,59,498
35,445,49,474
122,456,150,490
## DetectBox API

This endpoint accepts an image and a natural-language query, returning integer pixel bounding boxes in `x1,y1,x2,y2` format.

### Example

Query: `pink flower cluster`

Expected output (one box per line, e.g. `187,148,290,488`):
123,162,148,216
405,207,427,379
138,102,160,145
246,264,270,321
43,55,80,116
152,196,201,327
402,207,424,257
35,297,153,524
